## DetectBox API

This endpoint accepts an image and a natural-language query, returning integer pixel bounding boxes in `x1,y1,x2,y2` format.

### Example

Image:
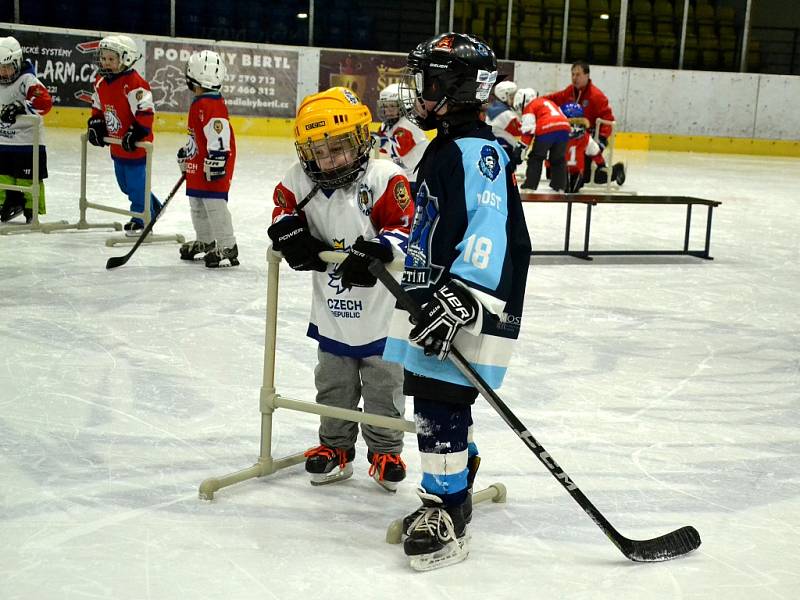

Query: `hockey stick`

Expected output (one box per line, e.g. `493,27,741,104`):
368,260,701,562
106,174,186,270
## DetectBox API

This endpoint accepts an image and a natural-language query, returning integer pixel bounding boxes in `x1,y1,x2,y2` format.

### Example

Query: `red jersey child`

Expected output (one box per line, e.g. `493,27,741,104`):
512,88,571,192
560,102,625,191
177,50,238,268
87,35,162,233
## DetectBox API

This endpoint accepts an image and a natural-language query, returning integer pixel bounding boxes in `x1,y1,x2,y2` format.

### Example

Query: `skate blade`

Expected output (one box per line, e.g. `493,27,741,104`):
409,534,471,572
309,463,353,486
206,259,240,269
372,474,400,493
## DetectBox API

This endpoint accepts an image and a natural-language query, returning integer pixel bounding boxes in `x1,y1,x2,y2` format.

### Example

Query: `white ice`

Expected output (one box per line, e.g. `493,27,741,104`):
1,129,799,599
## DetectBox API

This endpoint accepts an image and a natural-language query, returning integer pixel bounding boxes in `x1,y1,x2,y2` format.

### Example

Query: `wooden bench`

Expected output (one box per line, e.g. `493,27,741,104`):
519,192,722,260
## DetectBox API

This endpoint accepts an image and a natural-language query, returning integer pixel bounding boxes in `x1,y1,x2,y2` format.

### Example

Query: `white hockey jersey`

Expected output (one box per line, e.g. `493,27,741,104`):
375,117,428,183
0,61,52,147
271,159,414,357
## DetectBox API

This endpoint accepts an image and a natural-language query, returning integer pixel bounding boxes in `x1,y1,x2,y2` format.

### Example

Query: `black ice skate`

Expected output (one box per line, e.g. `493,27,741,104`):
204,244,239,268
612,162,626,185
180,240,214,261
402,455,479,536
403,487,471,571
303,444,355,486
124,219,144,236
0,201,24,222
367,451,406,493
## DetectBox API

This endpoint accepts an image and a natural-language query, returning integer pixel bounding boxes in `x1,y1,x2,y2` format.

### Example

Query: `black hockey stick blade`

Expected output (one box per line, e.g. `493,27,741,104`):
106,174,186,270
368,259,701,562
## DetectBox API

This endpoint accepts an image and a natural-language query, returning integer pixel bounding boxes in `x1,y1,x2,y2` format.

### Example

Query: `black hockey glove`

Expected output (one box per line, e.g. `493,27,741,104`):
87,116,107,147
409,280,478,361
176,147,189,173
267,216,329,272
121,121,148,152
510,142,526,167
334,235,394,290
204,150,228,181
0,101,26,125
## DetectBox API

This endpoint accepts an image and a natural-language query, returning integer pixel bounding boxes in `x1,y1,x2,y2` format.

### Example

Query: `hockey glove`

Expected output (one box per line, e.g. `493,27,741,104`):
87,116,107,147
409,280,478,361
267,216,329,272
204,150,228,181
594,165,609,184
510,142,527,167
0,101,26,125
121,121,148,152
177,147,189,173
334,235,394,290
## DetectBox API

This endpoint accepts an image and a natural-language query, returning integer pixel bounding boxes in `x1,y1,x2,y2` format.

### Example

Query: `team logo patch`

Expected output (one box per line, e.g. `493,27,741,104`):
275,188,287,208
104,106,122,134
212,119,224,134
435,36,454,52
404,182,444,289
393,180,410,211
135,89,144,102
478,145,501,181
357,184,374,216
332,238,345,250
342,88,359,105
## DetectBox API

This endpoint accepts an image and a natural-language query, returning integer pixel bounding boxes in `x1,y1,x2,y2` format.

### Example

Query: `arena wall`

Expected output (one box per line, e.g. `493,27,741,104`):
3,22,799,156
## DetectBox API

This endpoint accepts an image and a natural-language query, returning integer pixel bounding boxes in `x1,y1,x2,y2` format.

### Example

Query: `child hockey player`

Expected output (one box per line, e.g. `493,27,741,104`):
485,79,521,160
374,82,428,194
383,33,531,571
560,102,625,191
512,87,571,192
0,36,52,223
176,50,238,268
267,87,414,491
87,35,162,234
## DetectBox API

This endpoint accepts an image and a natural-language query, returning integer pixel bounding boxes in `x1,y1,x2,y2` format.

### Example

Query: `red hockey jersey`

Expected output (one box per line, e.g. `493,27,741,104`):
519,97,571,145
91,69,154,162
182,92,236,199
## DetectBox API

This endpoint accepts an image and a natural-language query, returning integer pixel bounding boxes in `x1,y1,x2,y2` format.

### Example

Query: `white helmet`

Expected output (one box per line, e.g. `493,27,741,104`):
512,88,538,114
185,50,227,91
98,35,140,74
377,82,401,123
0,36,23,84
493,80,517,105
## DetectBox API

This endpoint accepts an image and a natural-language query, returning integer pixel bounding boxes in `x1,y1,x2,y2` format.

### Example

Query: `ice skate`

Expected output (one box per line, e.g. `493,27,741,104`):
204,244,239,268
612,162,626,185
403,487,471,571
402,455,479,536
180,240,214,261
367,451,406,493
124,219,144,236
303,444,355,486
0,201,24,222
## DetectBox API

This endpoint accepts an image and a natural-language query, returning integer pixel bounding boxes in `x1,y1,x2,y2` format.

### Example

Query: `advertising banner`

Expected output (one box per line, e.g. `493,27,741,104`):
0,28,103,107
146,41,298,117
319,49,516,116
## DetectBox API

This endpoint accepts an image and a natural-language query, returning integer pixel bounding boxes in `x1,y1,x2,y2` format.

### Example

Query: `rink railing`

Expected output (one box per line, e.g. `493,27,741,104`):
199,250,508,544
40,133,183,247
0,115,68,236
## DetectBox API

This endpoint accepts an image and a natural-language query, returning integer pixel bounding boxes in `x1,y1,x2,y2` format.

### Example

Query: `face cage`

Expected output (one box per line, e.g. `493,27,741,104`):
0,60,20,84
376,98,401,124
295,127,371,189
397,70,430,129
96,49,124,77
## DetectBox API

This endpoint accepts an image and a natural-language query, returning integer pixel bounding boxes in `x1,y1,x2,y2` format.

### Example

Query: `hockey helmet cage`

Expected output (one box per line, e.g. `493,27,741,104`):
512,88,538,114
97,35,141,75
560,102,584,119
402,32,497,128
186,50,227,91
294,87,373,189
377,82,402,124
0,37,23,84
493,80,517,105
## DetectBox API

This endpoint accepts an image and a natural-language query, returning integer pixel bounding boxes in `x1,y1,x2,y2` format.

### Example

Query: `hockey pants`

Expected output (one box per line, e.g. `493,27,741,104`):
0,175,46,215
189,196,236,249
524,132,568,191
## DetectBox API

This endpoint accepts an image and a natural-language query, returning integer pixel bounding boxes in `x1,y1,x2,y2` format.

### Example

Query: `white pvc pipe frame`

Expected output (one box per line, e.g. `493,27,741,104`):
198,250,507,541
0,114,44,234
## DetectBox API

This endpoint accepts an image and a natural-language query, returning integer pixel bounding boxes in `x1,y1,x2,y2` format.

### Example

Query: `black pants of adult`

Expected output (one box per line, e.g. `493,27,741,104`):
524,131,568,191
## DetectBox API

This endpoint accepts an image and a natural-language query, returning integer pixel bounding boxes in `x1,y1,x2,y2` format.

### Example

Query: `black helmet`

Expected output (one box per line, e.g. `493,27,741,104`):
400,33,497,130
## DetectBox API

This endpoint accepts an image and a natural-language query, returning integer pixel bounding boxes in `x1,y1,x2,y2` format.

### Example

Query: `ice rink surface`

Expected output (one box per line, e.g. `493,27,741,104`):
1,128,798,599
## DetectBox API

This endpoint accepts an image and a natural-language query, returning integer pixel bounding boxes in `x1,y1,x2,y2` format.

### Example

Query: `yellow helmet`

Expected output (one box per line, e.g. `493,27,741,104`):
294,87,373,189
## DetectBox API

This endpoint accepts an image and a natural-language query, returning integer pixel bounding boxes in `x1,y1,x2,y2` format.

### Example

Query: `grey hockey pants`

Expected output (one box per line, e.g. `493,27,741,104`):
315,347,405,454
189,196,236,249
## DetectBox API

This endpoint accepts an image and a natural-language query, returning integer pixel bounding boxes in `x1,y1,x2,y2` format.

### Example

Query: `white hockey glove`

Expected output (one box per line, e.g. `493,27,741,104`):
409,280,478,361
204,150,228,181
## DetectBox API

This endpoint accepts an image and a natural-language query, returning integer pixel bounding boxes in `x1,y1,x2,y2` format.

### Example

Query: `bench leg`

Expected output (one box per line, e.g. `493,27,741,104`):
684,204,692,252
